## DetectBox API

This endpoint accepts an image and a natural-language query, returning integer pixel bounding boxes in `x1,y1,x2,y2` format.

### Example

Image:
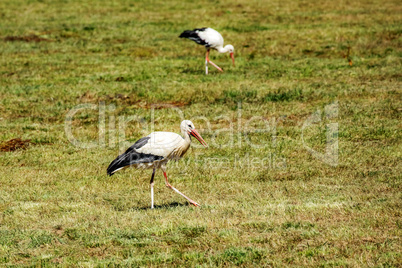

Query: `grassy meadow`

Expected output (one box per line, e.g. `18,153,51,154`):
0,0,401,266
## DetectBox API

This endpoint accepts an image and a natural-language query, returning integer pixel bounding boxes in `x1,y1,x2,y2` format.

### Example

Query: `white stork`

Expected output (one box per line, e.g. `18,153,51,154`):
179,27,235,74
107,120,208,209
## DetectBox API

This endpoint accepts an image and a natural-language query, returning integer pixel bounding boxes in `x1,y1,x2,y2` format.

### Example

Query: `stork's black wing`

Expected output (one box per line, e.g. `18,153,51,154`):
106,137,163,176
179,28,211,47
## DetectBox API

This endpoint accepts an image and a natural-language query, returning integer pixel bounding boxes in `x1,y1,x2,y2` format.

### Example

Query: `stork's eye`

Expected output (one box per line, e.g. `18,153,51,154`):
188,124,192,128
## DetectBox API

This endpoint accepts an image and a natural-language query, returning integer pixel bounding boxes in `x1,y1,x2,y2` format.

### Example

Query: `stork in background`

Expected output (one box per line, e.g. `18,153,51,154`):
107,120,208,209
179,27,235,74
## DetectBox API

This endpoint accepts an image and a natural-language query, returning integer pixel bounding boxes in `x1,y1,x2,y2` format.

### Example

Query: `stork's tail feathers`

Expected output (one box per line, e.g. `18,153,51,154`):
179,30,197,39
179,27,207,39
107,154,128,176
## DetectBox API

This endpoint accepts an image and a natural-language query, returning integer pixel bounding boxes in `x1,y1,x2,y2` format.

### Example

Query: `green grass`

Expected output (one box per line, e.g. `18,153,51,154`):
0,0,401,266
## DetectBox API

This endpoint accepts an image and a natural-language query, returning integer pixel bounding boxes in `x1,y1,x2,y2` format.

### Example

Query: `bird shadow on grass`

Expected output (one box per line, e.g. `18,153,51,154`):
180,67,203,75
134,201,188,210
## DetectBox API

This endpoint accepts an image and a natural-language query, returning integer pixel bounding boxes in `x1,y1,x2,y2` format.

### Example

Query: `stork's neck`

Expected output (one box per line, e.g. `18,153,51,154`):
182,130,192,144
179,131,192,156
217,45,232,53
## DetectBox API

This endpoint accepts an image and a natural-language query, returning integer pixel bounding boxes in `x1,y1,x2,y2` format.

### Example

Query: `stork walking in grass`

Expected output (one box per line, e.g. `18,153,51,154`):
179,27,235,74
107,120,208,209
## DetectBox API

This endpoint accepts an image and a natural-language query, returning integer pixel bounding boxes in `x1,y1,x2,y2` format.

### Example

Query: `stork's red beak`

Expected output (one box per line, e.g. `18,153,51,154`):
230,52,235,67
190,129,208,147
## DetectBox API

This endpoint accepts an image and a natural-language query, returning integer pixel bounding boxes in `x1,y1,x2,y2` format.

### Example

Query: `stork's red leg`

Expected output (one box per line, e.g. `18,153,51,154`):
208,60,223,72
205,50,209,75
150,168,156,209
206,49,223,73
163,171,200,207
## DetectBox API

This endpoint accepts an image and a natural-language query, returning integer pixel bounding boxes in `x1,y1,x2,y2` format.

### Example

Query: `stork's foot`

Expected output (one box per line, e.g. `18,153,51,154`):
190,201,201,207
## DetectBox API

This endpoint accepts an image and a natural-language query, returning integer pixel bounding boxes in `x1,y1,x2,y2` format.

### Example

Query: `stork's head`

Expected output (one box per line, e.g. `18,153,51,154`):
224,45,235,67
225,45,234,53
180,120,208,147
